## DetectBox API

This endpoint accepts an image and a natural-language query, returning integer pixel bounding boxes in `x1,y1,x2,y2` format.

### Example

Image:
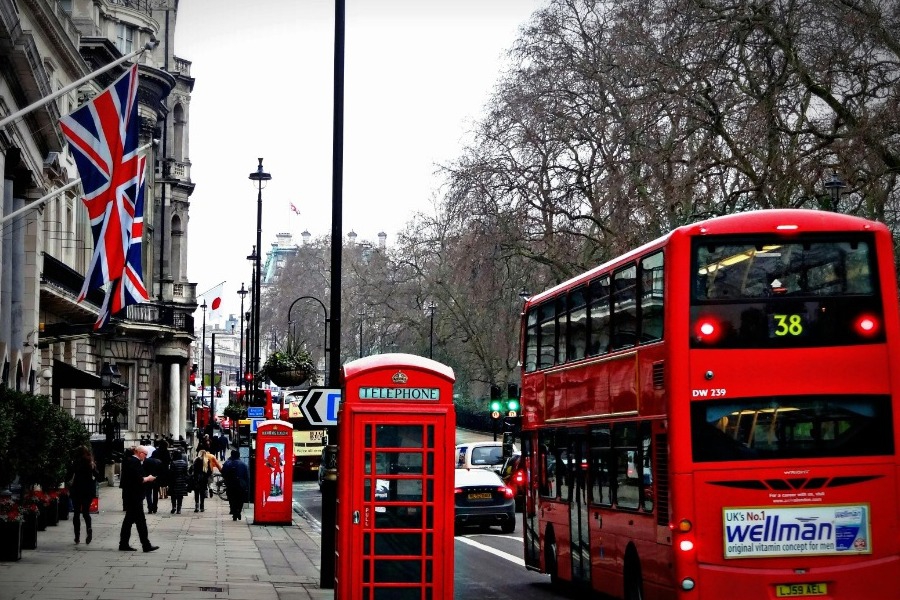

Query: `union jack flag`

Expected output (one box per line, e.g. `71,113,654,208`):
59,64,147,329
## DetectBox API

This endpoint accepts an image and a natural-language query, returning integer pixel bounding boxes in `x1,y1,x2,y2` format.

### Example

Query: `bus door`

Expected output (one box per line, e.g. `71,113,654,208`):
568,433,591,586
522,435,541,570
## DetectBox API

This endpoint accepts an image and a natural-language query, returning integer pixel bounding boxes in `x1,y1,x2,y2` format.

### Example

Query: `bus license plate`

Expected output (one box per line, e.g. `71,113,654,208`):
468,492,492,501
775,583,827,597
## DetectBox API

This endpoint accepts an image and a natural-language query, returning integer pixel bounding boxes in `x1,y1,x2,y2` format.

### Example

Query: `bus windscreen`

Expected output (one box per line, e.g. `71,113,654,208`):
691,236,884,348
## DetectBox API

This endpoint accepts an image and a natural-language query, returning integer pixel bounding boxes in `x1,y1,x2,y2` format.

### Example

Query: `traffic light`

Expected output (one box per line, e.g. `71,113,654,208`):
506,398,519,416
490,399,502,420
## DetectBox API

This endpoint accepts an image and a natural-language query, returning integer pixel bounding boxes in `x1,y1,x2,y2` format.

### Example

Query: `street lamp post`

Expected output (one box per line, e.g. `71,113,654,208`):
200,299,207,420
248,157,270,402
426,301,436,359
237,283,248,397
358,307,365,358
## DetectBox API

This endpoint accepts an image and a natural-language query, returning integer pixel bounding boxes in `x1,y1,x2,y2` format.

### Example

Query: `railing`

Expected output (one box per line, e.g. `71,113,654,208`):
106,0,154,16
173,56,191,76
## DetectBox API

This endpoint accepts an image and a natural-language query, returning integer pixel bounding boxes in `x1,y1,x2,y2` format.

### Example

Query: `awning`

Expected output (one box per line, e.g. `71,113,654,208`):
51,359,127,405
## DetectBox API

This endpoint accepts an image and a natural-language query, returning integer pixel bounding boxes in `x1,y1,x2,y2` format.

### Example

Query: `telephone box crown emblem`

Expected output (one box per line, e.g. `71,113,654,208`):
392,370,408,384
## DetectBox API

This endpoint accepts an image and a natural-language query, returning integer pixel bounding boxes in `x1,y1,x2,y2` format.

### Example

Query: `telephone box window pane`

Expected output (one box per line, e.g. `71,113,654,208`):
374,589,419,600
365,424,373,447
426,453,434,474
427,425,434,447
363,559,371,583
426,533,433,554
374,559,422,582
374,532,422,556
364,532,371,554
426,506,433,529
396,479,423,501
426,559,433,582
374,451,424,474
376,425,423,448
375,506,423,529
363,589,370,600
426,479,434,502
364,478,372,501
365,452,373,474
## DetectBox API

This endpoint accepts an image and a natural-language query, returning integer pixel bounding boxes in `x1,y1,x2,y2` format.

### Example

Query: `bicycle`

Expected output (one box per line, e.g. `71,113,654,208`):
212,472,228,501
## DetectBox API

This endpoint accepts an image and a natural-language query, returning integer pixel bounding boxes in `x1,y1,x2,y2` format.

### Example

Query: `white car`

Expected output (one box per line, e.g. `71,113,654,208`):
454,441,518,474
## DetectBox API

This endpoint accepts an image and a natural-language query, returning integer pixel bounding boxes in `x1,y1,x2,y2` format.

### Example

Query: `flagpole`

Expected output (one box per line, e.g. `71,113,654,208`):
198,280,227,298
0,141,156,226
0,40,159,130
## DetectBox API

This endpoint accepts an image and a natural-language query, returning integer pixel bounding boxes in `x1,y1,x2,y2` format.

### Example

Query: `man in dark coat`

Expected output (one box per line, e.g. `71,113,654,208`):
221,450,250,521
119,445,158,552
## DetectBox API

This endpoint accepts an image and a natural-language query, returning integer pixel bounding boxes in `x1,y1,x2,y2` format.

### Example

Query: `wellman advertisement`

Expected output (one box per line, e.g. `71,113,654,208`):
723,504,871,558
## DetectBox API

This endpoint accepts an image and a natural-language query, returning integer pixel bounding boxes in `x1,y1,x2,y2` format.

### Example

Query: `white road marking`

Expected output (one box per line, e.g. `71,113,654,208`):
456,536,525,566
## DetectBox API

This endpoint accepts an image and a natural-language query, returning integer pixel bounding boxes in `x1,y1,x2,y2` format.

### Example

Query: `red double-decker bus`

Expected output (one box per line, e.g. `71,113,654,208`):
517,209,900,599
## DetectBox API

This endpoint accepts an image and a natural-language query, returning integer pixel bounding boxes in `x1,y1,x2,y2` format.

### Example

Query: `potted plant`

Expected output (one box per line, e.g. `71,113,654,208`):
0,496,23,561
23,492,50,531
223,403,248,420
260,339,315,387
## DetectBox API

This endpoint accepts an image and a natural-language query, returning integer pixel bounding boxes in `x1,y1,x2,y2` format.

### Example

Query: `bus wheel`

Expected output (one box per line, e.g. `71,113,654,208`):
545,533,560,586
623,548,644,600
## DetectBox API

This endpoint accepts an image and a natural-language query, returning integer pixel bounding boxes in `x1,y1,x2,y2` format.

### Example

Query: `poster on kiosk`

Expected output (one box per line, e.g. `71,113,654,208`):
335,353,456,600
253,420,294,525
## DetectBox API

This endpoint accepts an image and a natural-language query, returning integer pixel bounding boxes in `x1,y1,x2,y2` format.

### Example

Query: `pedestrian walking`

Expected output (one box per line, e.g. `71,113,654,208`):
67,445,100,545
119,445,158,552
168,450,189,514
221,450,250,520
154,439,172,500
190,449,213,512
142,449,163,513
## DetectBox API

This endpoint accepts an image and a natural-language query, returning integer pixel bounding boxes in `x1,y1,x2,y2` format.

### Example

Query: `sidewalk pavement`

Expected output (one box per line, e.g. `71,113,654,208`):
0,483,333,600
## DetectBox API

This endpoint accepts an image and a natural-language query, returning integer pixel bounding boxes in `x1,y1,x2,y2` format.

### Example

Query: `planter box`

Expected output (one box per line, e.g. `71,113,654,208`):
0,520,22,561
45,499,59,526
58,496,70,521
21,513,37,550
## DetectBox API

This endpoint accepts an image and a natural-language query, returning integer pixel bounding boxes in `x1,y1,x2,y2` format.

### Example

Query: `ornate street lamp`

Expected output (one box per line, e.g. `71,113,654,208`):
248,159,271,403
824,171,846,212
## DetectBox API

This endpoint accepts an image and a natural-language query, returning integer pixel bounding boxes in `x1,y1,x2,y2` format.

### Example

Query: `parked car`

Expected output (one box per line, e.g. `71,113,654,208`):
453,468,516,535
499,453,526,512
454,441,518,474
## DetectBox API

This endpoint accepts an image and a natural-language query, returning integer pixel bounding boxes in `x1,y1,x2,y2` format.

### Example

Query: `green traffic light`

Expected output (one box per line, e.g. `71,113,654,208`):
490,400,502,412
507,399,519,411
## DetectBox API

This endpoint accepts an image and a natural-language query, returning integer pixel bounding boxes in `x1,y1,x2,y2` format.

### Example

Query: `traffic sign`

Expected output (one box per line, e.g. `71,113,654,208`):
247,406,264,418
249,417,264,433
300,387,342,425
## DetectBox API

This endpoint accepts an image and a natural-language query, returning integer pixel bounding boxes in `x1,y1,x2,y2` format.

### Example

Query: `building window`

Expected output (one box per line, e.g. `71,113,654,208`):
116,23,135,54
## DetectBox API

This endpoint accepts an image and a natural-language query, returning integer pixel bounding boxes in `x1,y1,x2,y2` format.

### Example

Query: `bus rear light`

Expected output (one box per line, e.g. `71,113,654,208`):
681,578,696,591
679,539,695,552
514,470,525,485
854,314,880,337
776,224,799,230
694,318,722,343
677,519,693,532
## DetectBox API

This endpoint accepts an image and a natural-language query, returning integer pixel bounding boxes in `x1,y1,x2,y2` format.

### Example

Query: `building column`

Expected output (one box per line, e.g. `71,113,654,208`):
169,362,181,438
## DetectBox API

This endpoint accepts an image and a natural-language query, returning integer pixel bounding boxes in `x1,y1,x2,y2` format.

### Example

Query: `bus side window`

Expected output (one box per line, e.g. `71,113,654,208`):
640,252,664,343
589,426,613,506
588,276,611,356
611,265,638,351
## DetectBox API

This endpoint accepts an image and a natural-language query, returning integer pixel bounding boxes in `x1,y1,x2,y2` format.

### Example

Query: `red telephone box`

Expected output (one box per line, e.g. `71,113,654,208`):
253,420,293,525
335,353,456,600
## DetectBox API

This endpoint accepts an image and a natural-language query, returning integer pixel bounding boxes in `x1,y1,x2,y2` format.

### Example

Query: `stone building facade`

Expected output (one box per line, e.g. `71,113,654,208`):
1,0,197,446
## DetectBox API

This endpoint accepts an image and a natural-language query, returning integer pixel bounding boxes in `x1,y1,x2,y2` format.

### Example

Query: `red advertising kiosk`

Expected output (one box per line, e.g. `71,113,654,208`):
335,353,456,600
253,419,294,525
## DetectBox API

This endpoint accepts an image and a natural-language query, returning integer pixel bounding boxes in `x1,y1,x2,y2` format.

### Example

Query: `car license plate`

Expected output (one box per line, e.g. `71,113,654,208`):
468,492,492,501
775,583,828,597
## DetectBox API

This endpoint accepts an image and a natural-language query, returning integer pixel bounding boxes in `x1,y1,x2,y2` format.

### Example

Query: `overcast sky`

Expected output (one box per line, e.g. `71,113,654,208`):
175,0,544,323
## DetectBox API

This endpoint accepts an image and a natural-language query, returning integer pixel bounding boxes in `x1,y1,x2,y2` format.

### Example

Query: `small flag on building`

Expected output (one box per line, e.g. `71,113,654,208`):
290,202,300,215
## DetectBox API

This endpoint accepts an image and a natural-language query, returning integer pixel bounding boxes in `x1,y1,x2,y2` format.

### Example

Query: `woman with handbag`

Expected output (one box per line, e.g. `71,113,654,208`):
68,446,100,544
167,450,190,514
191,450,213,512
